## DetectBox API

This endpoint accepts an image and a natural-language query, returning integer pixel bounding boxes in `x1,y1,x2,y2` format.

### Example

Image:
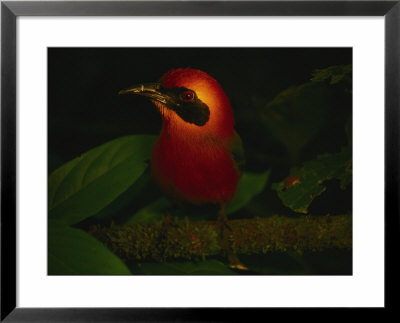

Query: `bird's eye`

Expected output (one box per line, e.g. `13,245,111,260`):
181,90,195,102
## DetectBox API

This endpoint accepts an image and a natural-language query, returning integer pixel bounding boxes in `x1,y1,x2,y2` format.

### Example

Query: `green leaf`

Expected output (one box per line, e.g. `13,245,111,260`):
253,82,333,163
94,169,161,221
48,135,157,225
48,220,131,275
311,64,352,85
230,130,245,171
48,152,65,174
226,170,271,214
271,146,352,214
125,197,172,224
139,260,236,275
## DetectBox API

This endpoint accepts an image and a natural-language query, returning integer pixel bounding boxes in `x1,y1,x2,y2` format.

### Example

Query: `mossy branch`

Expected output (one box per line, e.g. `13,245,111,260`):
90,215,352,262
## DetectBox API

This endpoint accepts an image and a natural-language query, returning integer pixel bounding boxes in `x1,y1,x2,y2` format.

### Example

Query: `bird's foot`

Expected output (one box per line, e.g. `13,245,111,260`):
228,253,249,271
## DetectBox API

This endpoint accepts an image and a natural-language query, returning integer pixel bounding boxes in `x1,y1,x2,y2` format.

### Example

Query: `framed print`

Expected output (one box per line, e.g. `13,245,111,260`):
1,0,398,321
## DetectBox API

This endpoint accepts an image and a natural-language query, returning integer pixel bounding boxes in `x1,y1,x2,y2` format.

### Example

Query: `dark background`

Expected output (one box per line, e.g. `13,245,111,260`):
48,48,351,169
48,48,352,274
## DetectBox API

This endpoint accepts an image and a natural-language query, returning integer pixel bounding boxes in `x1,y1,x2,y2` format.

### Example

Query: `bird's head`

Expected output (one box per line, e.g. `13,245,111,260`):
120,68,234,139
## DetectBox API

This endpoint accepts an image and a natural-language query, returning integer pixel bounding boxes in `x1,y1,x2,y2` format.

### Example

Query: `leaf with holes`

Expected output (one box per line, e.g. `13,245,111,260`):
48,135,157,225
311,64,352,85
271,146,352,214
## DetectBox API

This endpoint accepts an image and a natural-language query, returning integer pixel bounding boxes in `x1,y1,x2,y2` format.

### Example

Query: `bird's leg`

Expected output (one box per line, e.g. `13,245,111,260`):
217,205,232,237
218,205,248,271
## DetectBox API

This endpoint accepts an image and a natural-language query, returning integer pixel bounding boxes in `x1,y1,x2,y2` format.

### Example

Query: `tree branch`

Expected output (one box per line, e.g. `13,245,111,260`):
90,215,352,262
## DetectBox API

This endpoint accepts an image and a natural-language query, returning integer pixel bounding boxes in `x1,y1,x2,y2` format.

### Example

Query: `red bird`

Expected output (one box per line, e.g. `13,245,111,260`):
120,68,245,269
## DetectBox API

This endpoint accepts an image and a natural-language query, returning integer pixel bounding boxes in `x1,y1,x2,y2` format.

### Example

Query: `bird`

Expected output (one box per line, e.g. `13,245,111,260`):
120,68,246,270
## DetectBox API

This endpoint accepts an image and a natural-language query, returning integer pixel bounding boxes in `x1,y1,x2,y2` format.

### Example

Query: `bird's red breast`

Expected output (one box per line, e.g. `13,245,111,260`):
151,68,240,205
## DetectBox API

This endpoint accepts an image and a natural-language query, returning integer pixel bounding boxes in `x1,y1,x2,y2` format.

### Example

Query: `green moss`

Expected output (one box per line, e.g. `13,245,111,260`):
89,215,352,262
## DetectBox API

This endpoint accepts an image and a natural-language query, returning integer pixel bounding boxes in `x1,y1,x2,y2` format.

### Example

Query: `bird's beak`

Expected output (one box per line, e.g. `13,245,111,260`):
119,83,169,105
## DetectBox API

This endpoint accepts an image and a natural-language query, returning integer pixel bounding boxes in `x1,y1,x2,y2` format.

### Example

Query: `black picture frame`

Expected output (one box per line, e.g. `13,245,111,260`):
1,1,398,321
